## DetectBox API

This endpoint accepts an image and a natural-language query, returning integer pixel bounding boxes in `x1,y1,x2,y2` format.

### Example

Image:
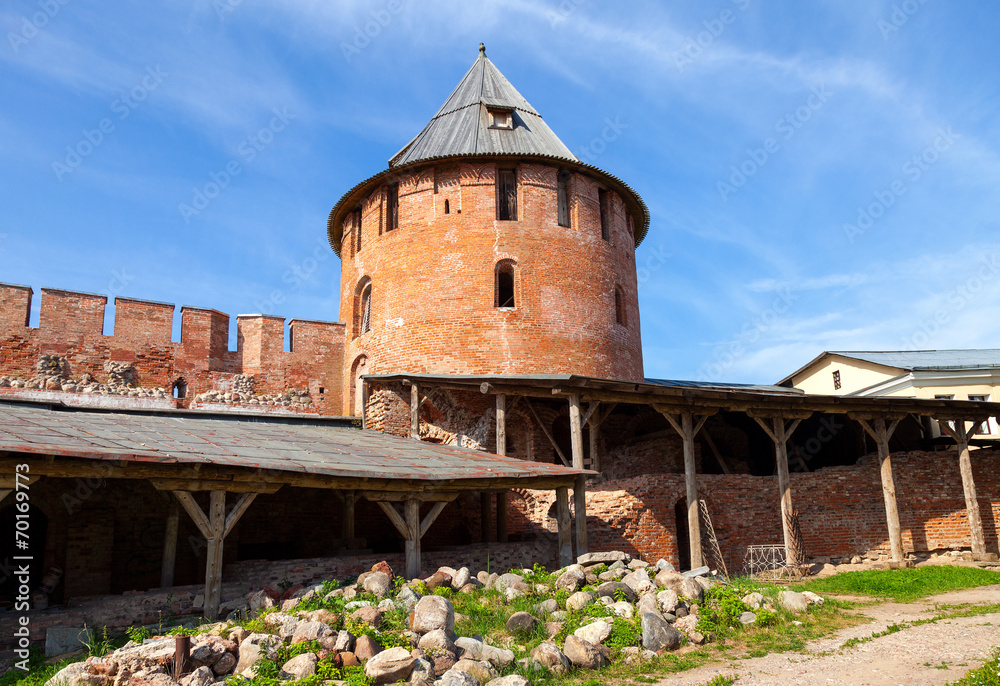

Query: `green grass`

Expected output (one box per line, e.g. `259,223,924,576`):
0,649,81,686
796,565,1000,603
948,648,1000,686
702,676,737,686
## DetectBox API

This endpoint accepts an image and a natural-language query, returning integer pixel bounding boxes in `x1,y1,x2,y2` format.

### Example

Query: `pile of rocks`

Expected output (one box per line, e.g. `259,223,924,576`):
0,357,170,398
47,553,825,686
194,388,313,408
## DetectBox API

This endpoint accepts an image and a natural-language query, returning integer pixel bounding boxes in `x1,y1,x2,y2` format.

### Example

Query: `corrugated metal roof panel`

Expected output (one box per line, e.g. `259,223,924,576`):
0,402,589,482
831,350,1000,371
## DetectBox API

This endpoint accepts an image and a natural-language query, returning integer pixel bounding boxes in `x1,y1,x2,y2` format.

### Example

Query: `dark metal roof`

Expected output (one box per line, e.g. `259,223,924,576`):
389,48,577,167
0,400,588,484
363,372,1000,419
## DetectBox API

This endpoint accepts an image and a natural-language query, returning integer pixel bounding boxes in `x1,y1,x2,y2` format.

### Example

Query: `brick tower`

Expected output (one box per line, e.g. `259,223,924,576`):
328,45,650,414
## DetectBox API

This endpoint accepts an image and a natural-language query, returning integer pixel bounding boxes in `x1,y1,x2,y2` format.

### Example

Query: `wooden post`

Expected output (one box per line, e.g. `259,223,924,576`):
855,417,904,563
573,473,588,557
555,486,573,567
343,490,356,549
496,394,506,456
568,394,585,469
173,635,190,680
496,491,508,543
751,414,806,566
410,383,420,440
160,501,179,588
0,489,11,504
480,491,493,542
773,418,794,561
657,408,712,570
938,420,988,560
404,499,420,580
172,489,259,620
204,490,226,620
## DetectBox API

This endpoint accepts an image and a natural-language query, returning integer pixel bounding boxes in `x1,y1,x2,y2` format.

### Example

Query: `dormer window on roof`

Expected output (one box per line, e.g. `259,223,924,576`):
488,108,513,130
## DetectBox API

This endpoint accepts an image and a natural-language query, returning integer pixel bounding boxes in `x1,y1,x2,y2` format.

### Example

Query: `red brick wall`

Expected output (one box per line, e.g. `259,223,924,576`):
510,450,1000,571
0,285,346,414
339,161,645,414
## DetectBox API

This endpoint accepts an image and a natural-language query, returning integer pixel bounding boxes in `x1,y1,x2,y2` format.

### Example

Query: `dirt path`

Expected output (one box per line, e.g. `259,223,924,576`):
656,585,1000,685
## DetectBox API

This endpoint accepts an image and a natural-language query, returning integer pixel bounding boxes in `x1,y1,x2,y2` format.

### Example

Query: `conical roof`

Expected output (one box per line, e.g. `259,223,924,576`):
389,45,579,167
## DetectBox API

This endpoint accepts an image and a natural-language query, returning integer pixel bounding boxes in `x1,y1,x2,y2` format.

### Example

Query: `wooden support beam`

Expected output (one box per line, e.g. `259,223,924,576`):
151,479,280,494
496,394,506,456
938,421,987,559
573,474,588,557
204,491,226,620
160,501,179,588
525,398,570,467
752,416,804,565
659,410,707,569
0,475,39,490
496,491,508,543
343,490,356,547
410,383,420,439
856,418,904,562
376,501,409,538
555,486,573,568
582,401,600,426
173,491,212,539
481,491,493,543
363,491,457,502
0,489,10,504
702,431,732,475
224,492,257,537
568,394,585,470
404,499,420,580
420,501,448,538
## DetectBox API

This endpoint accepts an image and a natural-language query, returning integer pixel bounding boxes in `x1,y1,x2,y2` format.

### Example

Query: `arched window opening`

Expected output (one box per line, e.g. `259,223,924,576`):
172,378,187,399
385,183,399,231
614,286,626,326
495,260,516,308
444,199,450,214
557,171,571,227
351,355,368,417
354,278,373,338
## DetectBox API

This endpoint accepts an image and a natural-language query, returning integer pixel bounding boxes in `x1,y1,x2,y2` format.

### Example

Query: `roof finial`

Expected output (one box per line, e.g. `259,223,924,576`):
479,43,486,56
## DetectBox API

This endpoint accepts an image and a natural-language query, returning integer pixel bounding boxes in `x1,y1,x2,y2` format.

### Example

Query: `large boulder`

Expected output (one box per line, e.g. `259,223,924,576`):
44,662,88,686
363,571,392,598
291,620,333,644
494,573,527,592
451,567,471,590
397,585,423,611
412,595,456,634
481,645,515,668
622,568,654,595
354,635,382,661
438,668,481,686
654,570,703,600
235,634,281,674
418,629,457,655
486,676,532,686
453,658,497,683
779,590,809,614
563,635,606,669
555,568,586,593
574,619,612,646
454,637,484,660
280,653,317,680
505,612,539,635
364,646,417,685
566,591,594,611
595,581,637,602
577,551,630,565
641,612,681,652
530,642,569,674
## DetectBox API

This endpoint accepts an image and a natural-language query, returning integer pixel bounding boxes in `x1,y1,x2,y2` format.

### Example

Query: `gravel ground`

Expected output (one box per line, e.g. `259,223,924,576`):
656,585,1000,686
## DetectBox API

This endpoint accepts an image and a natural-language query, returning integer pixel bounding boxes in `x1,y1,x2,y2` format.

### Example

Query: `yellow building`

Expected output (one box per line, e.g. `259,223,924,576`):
779,350,1000,437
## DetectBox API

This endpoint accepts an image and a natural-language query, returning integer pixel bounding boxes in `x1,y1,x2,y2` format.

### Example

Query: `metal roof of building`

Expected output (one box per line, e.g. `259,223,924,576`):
0,400,588,484
389,45,578,167
829,350,1000,371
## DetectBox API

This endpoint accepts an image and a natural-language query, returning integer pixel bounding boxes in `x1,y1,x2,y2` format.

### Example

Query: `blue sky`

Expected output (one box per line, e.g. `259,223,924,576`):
2,0,998,384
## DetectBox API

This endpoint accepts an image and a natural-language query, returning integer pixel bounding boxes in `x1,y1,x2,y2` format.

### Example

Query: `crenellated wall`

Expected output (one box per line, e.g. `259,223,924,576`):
0,283,346,415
